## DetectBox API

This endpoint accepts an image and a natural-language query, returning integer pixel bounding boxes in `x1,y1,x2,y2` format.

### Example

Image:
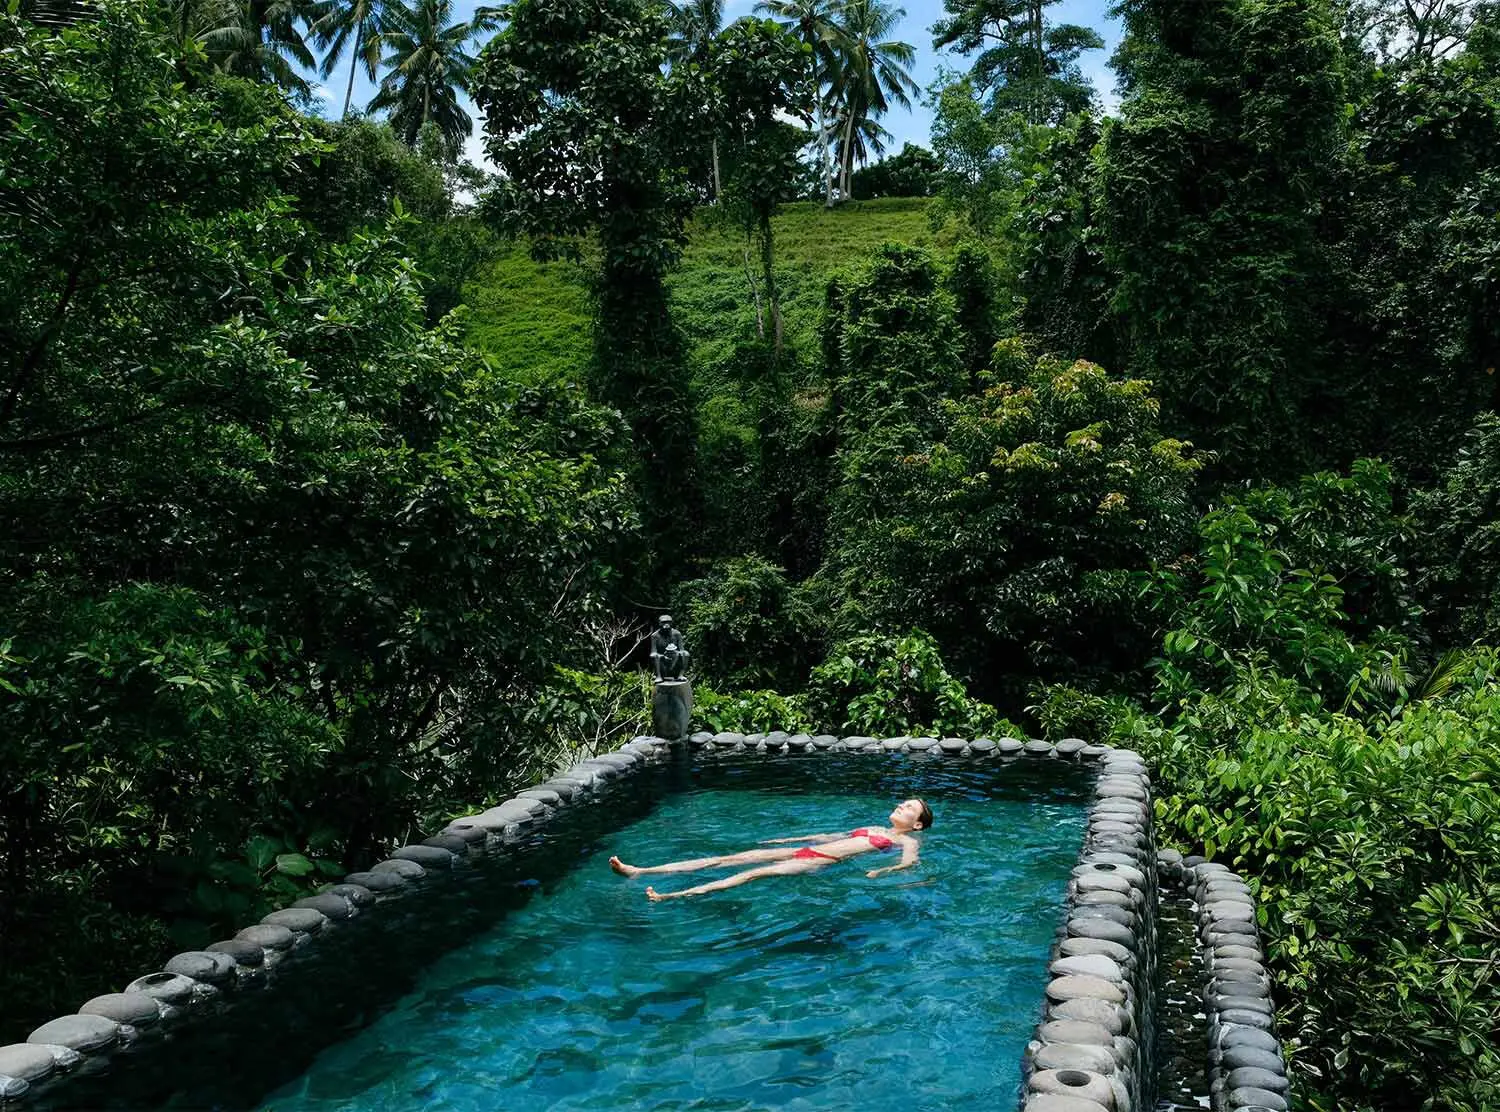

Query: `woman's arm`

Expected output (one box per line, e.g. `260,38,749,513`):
866,838,920,878
758,832,846,845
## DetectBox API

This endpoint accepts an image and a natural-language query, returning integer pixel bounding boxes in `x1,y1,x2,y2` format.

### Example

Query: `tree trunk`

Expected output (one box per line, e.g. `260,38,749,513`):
839,107,855,200
742,235,764,338
759,208,782,354
711,137,721,198
817,95,835,208
343,25,360,117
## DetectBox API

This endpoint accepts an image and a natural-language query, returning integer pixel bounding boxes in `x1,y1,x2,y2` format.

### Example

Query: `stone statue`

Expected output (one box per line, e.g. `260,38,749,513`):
650,614,690,681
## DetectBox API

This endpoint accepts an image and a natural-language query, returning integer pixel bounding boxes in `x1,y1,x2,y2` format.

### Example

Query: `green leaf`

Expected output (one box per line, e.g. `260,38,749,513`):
275,852,315,877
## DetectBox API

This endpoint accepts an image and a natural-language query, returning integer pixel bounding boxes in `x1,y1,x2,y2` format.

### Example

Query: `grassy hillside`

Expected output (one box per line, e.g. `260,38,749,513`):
463,196,950,381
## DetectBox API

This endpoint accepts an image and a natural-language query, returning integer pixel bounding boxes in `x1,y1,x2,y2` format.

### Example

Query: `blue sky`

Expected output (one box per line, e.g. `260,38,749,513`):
304,0,1122,168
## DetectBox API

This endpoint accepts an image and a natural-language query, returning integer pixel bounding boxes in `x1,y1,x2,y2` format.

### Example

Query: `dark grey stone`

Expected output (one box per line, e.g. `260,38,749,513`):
1022,1093,1113,1112
908,737,938,751
27,1015,118,1052
787,734,813,750
590,751,639,770
1047,997,1130,1034
811,735,838,748
205,939,265,966
1039,1020,1115,1047
323,883,374,908
1050,954,1125,982
78,993,159,1026
688,731,713,745
541,778,587,800
441,821,490,844
1045,975,1126,1005
0,1076,29,1100
1226,1087,1288,1111
1027,1068,1116,1106
764,731,791,748
392,844,456,870
991,738,1020,754
422,833,469,855
1057,937,1134,965
516,788,563,807
163,951,238,983
1076,890,1133,909
1217,1009,1274,1029
939,738,967,753
123,973,198,1004
0,1044,55,1082
881,737,907,750
1227,1067,1288,1093
1217,1026,1280,1053
261,908,327,934
1070,904,1136,927
1031,1042,1117,1075
1066,918,1137,947
713,732,745,747
1080,745,1110,759
472,800,541,828
574,759,621,779
344,870,407,893
1221,1046,1285,1074
1025,739,1054,756
1055,737,1088,755
294,894,355,921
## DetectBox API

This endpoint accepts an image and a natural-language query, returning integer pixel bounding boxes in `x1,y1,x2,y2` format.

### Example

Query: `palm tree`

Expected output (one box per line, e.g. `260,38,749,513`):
756,0,847,207
367,0,483,158
310,0,389,118
829,0,916,201
193,0,322,97
666,0,726,196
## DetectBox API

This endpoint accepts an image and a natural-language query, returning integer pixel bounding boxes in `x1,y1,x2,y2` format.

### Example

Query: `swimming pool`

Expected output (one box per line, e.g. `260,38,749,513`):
24,751,1095,1110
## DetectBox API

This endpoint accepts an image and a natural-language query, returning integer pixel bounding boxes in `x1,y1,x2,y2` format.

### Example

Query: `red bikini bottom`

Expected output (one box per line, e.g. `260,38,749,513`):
793,846,837,861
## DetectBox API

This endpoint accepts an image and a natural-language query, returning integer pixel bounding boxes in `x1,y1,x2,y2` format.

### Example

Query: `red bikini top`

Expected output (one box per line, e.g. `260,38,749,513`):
849,828,895,851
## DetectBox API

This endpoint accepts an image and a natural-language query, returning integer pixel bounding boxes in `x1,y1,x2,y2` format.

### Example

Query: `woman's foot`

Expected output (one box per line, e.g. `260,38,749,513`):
646,886,666,901
609,855,640,877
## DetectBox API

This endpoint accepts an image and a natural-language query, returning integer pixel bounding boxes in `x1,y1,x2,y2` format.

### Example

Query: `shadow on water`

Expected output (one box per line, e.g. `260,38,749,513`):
35,751,1093,1111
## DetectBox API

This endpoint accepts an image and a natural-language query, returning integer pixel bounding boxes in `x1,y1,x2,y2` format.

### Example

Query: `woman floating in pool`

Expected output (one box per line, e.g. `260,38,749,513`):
609,798,933,901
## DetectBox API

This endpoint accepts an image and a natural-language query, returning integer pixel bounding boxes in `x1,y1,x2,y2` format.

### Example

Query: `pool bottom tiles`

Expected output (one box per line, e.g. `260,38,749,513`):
261,759,1089,1112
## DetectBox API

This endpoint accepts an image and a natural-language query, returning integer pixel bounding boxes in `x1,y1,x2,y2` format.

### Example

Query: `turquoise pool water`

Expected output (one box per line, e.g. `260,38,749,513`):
257,759,1088,1111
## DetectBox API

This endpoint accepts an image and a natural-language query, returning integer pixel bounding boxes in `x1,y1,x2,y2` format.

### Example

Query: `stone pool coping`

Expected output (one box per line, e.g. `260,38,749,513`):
0,732,1290,1112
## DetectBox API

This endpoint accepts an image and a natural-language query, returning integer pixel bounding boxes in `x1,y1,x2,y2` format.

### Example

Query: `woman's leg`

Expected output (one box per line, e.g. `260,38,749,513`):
646,858,824,901
610,848,794,877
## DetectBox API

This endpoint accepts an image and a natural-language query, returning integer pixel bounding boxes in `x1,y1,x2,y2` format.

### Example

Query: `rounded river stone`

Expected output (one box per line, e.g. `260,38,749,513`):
1047,997,1130,1034
939,738,967,753
515,788,562,807
1075,890,1133,909
1075,872,1132,896
1214,957,1268,975
1040,1019,1114,1047
28,1015,118,1052
811,735,838,748
1022,1094,1112,1112
1055,738,1087,756
78,993,158,1026
1217,1026,1280,1053
1067,917,1136,947
1024,740,1054,756
421,834,469,855
441,821,490,845
344,870,407,893
164,951,237,983
1217,1008,1274,1029
591,751,638,769
1080,745,1110,759
1050,954,1125,982
1077,861,1147,887
0,1044,55,1082
1046,975,1125,1006
1221,1046,1285,1074
1227,1087,1288,1111
1227,1067,1289,1093
1071,904,1136,928
0,1076,28,1101
206,939,265,966
907,737,937,751
392,844,456,869
1210,993,1273,1014
293,894,355,921
480,800,543,826
326,883,376,908
1031,1042,1117,1075
787,735,813,750
881,737,907,750
573,760,620,779
972,738,1002,753
1058,937,1134,965
1028,1068,1115,1106
124,972,197,1003
261,908,327,934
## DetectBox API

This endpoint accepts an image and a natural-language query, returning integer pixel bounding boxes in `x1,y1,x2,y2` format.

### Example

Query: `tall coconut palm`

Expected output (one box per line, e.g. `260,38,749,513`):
829,0,916,200
756,0,847,206
194,0,321,96
367,0,483,157
310,0,389,117
666,0,726,196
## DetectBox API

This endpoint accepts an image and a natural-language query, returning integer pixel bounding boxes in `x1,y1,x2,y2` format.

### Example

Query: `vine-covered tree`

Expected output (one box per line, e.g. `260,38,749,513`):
473,0,704,570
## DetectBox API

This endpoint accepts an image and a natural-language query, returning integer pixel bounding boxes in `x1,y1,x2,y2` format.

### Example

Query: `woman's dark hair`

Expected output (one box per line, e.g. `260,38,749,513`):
916,800,934,830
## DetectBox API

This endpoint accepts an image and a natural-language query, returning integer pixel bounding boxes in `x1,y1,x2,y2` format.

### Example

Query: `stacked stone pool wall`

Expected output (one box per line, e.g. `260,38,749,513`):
0,732,1290,1111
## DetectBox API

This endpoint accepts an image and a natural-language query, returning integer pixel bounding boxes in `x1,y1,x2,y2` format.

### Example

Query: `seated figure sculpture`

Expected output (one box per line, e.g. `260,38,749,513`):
651,614,690,681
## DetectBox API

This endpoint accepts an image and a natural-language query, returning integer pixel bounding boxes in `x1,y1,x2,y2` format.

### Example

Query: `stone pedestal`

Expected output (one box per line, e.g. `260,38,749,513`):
652,680,693,740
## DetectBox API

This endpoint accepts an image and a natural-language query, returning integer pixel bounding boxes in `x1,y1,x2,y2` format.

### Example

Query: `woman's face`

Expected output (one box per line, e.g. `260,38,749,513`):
889,798,925,829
